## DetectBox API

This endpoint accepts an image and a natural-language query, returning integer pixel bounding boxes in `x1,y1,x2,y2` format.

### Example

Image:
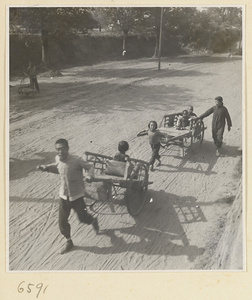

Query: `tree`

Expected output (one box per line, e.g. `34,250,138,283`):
88,7,113,32
103,7,141,53
95,6,243,55
143,7,162,58
10,7,98,66
90,7,156,54
206,7,242,53
161,7,242,54
164,7,211,51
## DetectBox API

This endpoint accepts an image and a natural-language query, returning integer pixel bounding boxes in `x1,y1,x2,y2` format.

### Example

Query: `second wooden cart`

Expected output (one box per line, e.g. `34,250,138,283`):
137,112,206,157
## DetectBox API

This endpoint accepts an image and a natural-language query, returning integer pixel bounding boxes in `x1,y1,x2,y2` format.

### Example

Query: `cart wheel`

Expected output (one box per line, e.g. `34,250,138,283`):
126,164,148,216
85,181,128,215
181,136,191,156
160,136,168,148
191,120,204,153
84,182,106,207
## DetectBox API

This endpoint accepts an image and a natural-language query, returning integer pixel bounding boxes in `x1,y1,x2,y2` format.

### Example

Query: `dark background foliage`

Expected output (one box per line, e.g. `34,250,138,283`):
9,7,242,76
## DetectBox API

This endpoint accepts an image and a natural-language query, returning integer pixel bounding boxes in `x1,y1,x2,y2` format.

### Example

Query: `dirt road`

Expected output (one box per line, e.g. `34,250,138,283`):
8,55,243,270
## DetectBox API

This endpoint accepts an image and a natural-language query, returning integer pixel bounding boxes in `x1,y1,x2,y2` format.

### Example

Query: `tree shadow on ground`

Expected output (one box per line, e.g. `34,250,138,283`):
9,151,56,181
10,80,196,116
75,189,206,265
9,187,233,270
9,56,220,116
59,55,241,79
62,66,212,80
166,55,242,65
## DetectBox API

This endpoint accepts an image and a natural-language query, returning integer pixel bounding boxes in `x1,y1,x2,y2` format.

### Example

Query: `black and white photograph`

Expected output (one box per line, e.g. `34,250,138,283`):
8,6,244,271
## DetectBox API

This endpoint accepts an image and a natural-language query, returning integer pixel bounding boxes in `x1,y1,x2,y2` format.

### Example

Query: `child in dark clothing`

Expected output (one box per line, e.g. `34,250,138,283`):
176,106,197,129
148,121,168,171
176,110,190,129
114,141,130,162
188,105,197,118
110,140,133,178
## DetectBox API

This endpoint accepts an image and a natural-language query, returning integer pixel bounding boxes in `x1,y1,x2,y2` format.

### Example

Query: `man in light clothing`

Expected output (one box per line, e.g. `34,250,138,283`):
37,138,99,254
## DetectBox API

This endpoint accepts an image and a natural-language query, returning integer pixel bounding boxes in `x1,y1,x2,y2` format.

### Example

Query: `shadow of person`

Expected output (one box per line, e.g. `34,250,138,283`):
77,189,205,266
187,141,242,173
157,140,219,176
186,141,220,175
9,151,56,181
9,195,57,204
220,143,242,157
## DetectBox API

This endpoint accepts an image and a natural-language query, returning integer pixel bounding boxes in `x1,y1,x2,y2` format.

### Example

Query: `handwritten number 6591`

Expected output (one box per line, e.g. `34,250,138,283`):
18,281,48,298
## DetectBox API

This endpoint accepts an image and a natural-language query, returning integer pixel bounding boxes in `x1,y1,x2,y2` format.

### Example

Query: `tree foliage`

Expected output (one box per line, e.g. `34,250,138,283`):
10,7,98,65
88,7,242,55
10,7,97,36
9,6,242,67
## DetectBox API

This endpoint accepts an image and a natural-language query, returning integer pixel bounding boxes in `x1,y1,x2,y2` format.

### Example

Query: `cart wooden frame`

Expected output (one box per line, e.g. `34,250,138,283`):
137,113,206,157
84,151,152,216
18,76,37,98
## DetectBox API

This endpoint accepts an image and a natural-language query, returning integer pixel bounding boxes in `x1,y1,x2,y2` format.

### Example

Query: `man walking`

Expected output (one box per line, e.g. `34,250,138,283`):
198,96,232,156
37,138,99,254
27,62,40,93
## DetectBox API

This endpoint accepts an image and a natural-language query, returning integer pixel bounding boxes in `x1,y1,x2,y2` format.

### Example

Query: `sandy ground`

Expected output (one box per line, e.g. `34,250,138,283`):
8,54,243,271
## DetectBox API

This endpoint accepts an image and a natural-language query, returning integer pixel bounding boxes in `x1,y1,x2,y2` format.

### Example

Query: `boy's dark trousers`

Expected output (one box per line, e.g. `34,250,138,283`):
59,197,94,239
150,142,161,165
29,76,40,93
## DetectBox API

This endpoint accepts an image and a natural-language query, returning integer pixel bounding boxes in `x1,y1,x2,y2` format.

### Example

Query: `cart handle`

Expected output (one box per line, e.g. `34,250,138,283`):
85,151,150,167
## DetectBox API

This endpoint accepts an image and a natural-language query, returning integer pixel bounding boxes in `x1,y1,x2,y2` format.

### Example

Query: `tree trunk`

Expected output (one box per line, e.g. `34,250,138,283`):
152,29,160,58
152,8,161,58
41,43,45,64
123,34,126,51
41,29,49,67
122,28,129,53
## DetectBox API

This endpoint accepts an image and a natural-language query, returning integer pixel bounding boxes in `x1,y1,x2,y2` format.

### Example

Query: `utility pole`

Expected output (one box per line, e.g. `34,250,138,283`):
158,7,164,70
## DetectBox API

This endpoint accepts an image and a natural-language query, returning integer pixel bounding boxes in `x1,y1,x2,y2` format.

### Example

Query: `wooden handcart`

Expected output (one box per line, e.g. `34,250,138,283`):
84,151,152,216
137,113,205,157
18,76,37,98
